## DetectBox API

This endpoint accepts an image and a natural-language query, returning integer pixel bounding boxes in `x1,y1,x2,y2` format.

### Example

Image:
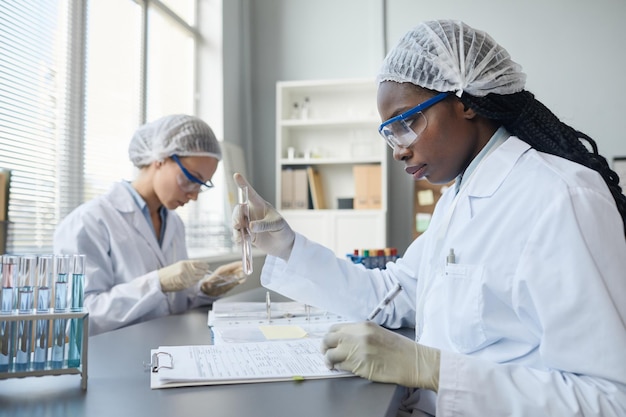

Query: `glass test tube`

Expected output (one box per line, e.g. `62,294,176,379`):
68,254,85,368
15,255,36,371
34,255,53,370
238,186,253,276
1,255,18,372
51,254,70,369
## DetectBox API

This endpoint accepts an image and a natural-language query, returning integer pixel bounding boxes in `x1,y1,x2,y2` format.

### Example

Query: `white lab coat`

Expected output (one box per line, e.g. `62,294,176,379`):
261,136,626,416
53,181,216,335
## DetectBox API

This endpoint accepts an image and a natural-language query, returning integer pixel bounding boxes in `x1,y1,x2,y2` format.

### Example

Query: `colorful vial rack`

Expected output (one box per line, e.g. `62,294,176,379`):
346,247,398,269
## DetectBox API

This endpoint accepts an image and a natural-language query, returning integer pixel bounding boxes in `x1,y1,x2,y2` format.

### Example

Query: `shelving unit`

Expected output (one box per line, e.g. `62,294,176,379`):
276,78,387,257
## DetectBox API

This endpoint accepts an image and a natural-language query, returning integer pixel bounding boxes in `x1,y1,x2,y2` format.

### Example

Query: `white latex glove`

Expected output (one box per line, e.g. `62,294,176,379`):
232,173,295,261
200,261,246,297
158,260,210,292
321,321,441,392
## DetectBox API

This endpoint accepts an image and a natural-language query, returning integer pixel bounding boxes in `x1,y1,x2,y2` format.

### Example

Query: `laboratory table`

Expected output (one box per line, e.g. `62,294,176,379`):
0,287,407,417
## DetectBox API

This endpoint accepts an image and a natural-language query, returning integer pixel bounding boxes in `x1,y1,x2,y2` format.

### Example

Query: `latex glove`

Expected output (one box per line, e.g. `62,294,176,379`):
200,261,246,297
321,321,441,392
158,260,210,292
232,173,295,261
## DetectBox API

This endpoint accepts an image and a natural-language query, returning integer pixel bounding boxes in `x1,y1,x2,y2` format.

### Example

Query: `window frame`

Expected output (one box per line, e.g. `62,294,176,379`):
0,0,230,256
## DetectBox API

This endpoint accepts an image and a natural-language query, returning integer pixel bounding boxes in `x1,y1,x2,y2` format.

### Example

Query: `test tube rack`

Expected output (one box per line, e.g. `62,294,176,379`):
0,309,89,389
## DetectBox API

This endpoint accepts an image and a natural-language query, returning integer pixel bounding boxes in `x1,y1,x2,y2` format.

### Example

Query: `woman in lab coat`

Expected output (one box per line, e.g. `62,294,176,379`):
54,114,243,335
233,20,626,417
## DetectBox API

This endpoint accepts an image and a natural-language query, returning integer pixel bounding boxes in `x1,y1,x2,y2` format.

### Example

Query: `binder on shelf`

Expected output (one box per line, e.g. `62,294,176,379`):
306,167,326,209
353,164,381,209
281,167,310,210
281,168,294,209
368,165,382,209
292,168,309,209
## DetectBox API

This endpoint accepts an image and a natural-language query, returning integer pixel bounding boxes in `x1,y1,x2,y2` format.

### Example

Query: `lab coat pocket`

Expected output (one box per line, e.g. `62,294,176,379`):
442,263,487,353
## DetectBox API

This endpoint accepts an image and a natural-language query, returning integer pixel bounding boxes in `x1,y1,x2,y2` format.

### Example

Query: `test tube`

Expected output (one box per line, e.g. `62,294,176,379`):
238,186,253,276
33,255,53,370
51,254,70,369
1,255,19,372
67,254,85,368
362,249,371,269
15,255,36,371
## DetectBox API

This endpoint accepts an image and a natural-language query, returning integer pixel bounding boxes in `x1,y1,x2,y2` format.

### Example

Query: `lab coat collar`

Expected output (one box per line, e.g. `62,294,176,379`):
464,135,531,198
107,182,171,267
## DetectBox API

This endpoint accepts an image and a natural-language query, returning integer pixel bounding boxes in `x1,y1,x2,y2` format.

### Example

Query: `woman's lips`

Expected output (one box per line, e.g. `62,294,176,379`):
405,164,427,180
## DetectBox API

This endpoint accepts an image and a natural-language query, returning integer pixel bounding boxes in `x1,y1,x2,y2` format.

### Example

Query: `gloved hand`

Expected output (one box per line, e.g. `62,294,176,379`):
158,260,210,292
232,173,295,261
200,261,246,297
321,321,441,392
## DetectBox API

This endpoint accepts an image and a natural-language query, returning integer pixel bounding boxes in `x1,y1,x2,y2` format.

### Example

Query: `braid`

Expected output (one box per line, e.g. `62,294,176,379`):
460,90,626,237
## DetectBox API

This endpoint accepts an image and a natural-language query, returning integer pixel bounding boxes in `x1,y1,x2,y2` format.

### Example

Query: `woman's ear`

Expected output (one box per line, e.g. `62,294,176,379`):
458,100,477,120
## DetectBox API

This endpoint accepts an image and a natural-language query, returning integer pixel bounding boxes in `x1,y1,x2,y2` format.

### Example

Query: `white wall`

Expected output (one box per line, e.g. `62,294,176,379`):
223,0,626,253
386,0,626,162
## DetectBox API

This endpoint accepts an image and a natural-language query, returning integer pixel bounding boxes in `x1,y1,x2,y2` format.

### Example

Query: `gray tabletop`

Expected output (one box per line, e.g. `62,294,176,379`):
0,287,406,417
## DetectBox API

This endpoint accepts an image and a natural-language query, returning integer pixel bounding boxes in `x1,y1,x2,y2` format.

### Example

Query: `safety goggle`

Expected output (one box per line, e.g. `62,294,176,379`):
171,154,214,193
378,92,450,150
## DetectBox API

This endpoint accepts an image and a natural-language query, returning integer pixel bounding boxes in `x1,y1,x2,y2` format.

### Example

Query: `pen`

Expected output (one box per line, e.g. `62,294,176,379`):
367,283,403,321
446,248,456,264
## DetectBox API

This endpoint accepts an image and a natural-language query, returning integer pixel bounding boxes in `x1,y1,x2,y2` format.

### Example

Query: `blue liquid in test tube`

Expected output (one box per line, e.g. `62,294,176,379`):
68,254,86,368
1,255,18,372
51,254,70,369
15,255,36,371
34,255,53,370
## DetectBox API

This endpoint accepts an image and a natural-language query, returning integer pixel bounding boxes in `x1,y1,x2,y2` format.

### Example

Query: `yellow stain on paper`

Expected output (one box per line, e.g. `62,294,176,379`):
259,325,308,340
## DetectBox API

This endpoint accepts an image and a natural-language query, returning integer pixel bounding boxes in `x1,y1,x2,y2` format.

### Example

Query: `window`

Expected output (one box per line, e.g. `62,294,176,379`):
0,0,231,256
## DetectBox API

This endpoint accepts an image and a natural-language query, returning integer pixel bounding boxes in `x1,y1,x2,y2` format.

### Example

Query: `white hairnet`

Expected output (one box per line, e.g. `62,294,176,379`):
378,20,526,98
128,114,222,167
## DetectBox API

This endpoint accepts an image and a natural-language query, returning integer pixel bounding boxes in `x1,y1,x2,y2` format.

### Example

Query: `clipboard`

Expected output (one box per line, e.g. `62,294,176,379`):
148,340,354,389
146,351,174,373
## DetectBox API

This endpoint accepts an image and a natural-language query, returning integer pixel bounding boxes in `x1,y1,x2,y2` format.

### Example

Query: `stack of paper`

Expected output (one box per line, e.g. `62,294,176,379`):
207,301,351,344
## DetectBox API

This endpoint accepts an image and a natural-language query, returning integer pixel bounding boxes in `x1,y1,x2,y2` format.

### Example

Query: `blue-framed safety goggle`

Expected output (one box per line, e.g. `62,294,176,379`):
378,92,450,149
171,154,214,192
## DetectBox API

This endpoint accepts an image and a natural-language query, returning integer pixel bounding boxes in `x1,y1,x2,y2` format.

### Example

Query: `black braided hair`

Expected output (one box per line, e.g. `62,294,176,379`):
460,90,626,237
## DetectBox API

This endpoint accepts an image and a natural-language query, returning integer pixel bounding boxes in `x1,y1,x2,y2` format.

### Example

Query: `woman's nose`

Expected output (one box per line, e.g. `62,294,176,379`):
186,191,200,201
392,145,411,161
